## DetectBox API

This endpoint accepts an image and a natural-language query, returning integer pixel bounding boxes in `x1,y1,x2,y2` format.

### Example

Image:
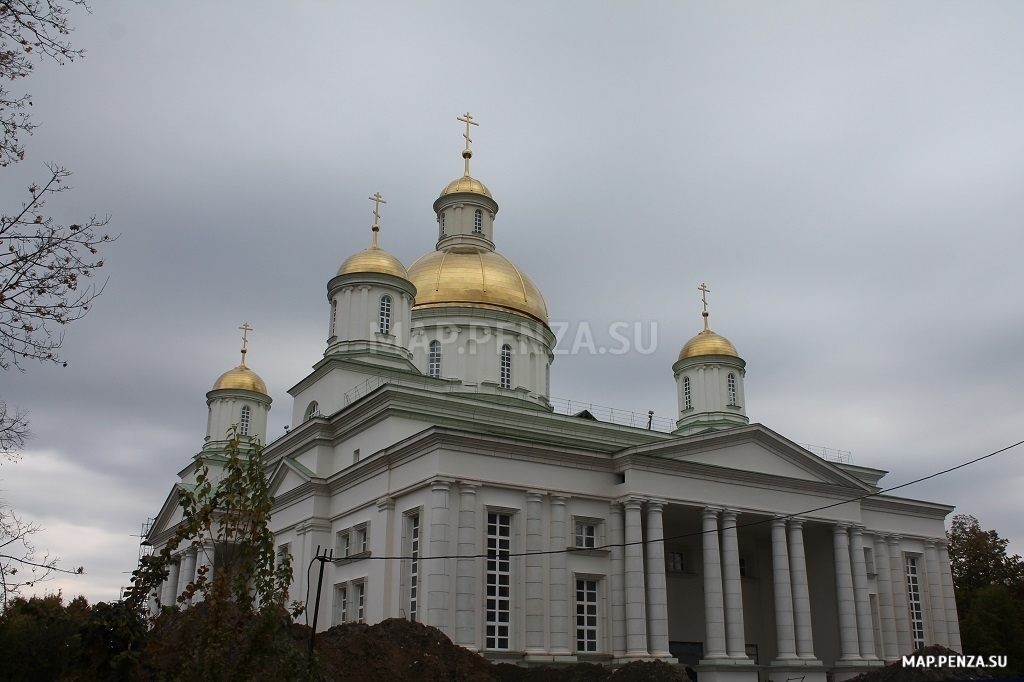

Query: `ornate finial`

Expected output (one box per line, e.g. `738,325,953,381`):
238,322,253,367
698,283,711,331
368,192,386,248
457,111,479,177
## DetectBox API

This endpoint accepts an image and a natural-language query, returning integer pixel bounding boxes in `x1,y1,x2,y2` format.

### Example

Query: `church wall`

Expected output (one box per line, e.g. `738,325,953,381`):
806,523,842,666
860,507,947,540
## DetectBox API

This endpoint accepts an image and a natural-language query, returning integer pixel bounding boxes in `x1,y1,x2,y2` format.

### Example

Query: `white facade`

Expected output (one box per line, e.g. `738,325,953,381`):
148,141,962,682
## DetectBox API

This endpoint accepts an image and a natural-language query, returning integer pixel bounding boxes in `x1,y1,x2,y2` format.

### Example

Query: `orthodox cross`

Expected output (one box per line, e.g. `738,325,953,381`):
239,322,253,366
369,192,386,246
458,111,478,175
698,283,711,330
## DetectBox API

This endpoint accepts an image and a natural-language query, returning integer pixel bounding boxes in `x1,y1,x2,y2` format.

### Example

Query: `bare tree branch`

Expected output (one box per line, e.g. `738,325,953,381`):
0,498,84,605
0,399,30,460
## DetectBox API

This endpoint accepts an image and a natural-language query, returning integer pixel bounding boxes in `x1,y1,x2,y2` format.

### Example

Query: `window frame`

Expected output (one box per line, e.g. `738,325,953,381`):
239,404,251,436
683,375,692,410
473,208,483,233
379,294,393,336
727,373,737,406
500,344,512,390
428,339,441,378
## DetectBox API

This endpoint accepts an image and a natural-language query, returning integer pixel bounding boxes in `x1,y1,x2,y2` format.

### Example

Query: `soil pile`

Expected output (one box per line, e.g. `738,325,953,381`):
302,618,693,682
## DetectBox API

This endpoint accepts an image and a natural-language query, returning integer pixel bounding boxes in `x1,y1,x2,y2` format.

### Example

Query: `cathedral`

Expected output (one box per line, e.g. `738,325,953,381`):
148,115,961,682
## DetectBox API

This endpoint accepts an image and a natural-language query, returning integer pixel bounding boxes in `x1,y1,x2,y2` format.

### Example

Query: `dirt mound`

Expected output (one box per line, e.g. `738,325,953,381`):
304,618,693,682
846,645,992,682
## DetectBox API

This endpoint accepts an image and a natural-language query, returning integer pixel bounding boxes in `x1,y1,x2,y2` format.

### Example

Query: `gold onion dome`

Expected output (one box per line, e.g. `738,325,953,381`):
213,364,268,394
678,329,739,360
337,246,409,280
407,249,549,326
440,174,492,198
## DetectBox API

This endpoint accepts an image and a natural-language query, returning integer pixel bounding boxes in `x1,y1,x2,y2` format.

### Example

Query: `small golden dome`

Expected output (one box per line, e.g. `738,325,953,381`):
440,175,492,198
679,329,739,361
213,364,268,393
408,248,548,325
337,246,409,280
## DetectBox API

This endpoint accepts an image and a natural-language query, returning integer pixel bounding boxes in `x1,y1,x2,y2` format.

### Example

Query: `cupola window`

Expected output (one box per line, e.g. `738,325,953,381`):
428,340,441,378
379,294,392,335
330,299,337,337
239,405,251,436
683,376,692,410
440,213,446,237
473,209,483,234
727,373,737,406
500,344,512,389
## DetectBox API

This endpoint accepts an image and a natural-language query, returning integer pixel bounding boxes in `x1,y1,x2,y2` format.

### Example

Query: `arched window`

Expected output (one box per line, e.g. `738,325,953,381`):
239,405,251,436
428,340,441,378
473,209,483,233
379,294,392,335
500,344,512,389
304,401,319,420
330,299,337,337
727,373,737,406
683,376,692,410
440,213,446,236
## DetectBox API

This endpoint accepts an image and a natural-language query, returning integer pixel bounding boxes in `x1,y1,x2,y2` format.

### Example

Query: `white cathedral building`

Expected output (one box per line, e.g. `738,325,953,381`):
149,118,962,682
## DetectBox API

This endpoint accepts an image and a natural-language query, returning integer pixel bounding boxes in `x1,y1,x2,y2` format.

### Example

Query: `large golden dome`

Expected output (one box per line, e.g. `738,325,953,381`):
440,175,492,198
678,329,739,360
213,364,268,393
408,249,548,325
337,245,409,280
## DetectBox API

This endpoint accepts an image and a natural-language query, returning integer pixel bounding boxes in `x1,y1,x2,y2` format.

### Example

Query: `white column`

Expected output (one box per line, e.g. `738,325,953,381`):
358,285,370,338
850,526,877,659
833,524,860,660
702,507,728,660
874,534,899,661
609,502,626,658
455,483,478,650
525,491,545,654
177,547,197,598
937,541,962,651
788,519,816,660
549,495,571,656
888,536,912,655
427,480,451,633
623,498,649,657
924,540,949,647
340,287,352,341
645,500,670,658
770,518,797,661
161,558,180,608
721,509,747,659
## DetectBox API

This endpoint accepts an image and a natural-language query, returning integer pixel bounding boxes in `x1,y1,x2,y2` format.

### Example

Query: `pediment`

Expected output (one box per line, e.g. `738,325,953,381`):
622,424,873,490
268,458,317,498
149,483,188,541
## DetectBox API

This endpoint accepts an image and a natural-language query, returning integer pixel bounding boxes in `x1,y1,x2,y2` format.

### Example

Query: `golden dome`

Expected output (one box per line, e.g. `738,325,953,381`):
213,364,268,394
408,248,548,325
678,329,739,361
440,175,492,198
337,245,409,280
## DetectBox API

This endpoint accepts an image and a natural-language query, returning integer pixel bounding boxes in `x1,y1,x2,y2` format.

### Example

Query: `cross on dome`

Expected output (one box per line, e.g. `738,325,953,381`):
698,282,711,331
457,111,479,176
368,191,386,247
238,322,253,367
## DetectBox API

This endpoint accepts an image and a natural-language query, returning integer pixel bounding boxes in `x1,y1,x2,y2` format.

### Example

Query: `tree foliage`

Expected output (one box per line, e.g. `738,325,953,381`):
127,429,309,681
947,514,1024,672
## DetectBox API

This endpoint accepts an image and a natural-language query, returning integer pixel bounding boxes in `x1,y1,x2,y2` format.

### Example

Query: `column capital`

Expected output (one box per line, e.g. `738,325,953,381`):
376,496,395,511
622,497,645,511
833,522,851,533
431,478,453,492
788,517,806,529
935,538,949,549
525,490,544,503
458,482,478,494
358,284,372,291
874,532,889,541
646,498,667,511
549,494,568,506
771,516,788,528
887,534,902,545
849,525,865,536
703,505,723,518
720,509,738,524
609,501,624,515
923,539,937,549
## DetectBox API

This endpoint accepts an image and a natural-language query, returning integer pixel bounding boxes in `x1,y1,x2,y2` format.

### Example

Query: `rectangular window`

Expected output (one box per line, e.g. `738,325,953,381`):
337,531,350,557
355,524,368,553
864,546,876,575
486,512,512,650
574,522,596,549
408,514,420,622
576,579,599,653
667,551,686,573
739,557,748,578
333,585,347,624
354,581,365,623
276,543,291,567
906,556,925,650
353,448,360,463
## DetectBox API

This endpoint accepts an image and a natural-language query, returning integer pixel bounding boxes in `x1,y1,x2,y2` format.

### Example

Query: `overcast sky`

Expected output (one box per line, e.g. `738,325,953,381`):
2,1,1022,605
